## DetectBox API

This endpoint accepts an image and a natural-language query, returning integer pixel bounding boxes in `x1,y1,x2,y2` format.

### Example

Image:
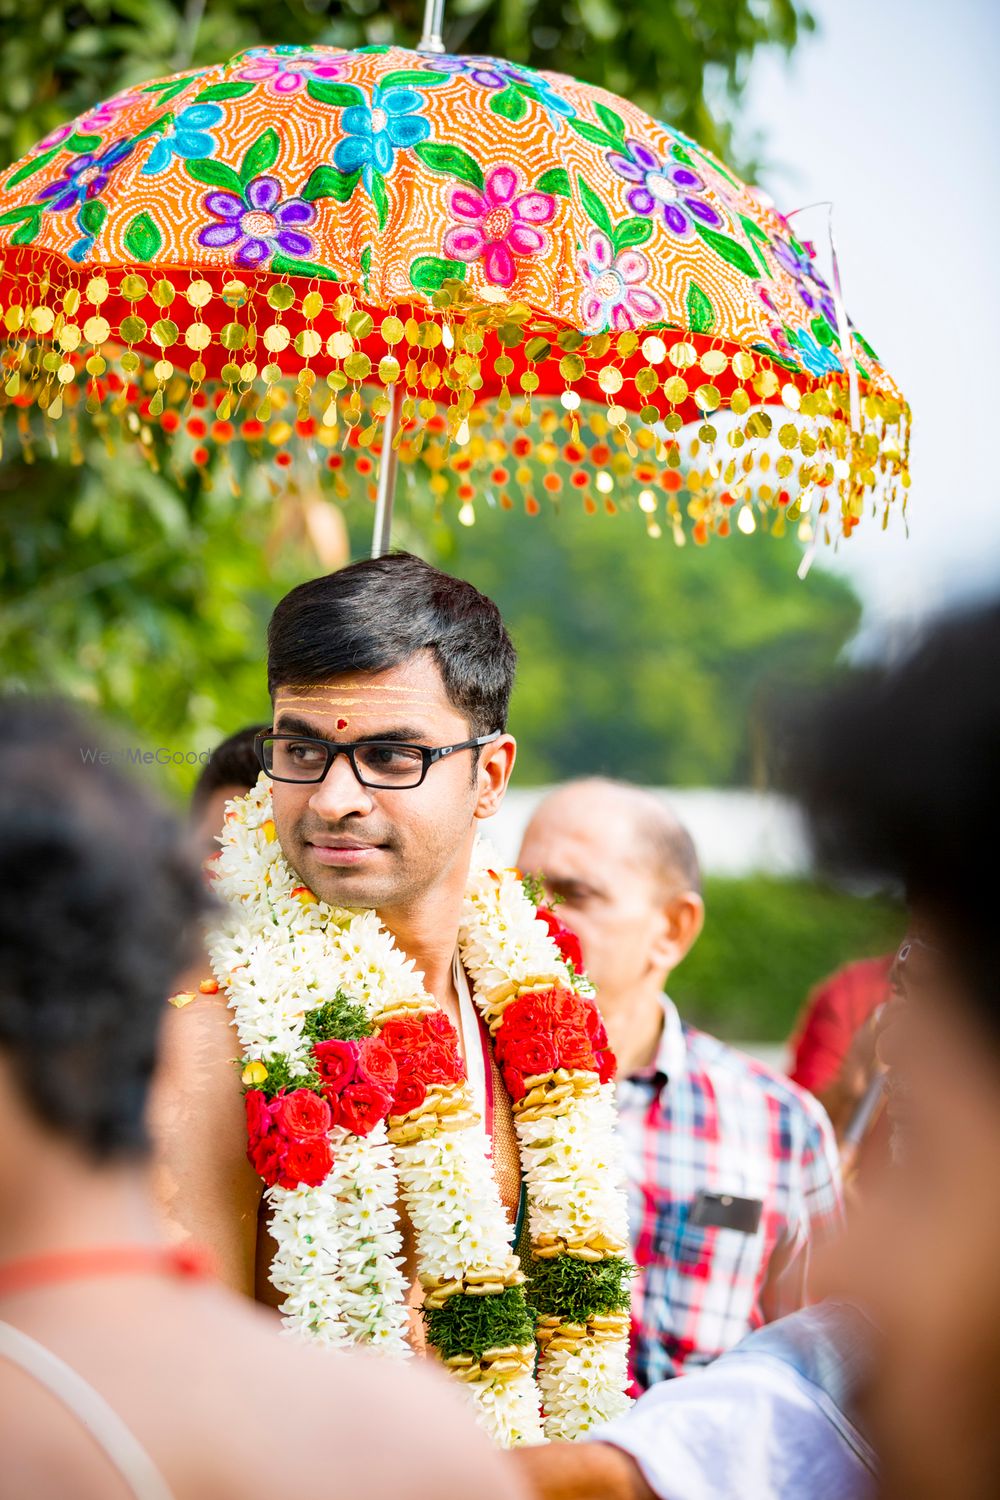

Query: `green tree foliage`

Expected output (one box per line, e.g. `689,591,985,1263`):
436,499,860,785
0,0,811,168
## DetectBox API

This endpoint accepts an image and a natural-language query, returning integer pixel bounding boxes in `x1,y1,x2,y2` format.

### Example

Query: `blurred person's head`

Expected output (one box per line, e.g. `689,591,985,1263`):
517,778,704,1031
264,553,517,919
190,724,268,868
788,600,1000,1500
0,697,212,1180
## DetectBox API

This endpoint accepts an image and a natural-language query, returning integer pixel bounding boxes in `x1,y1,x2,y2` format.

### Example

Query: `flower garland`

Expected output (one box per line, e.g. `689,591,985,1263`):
203,775,632,1444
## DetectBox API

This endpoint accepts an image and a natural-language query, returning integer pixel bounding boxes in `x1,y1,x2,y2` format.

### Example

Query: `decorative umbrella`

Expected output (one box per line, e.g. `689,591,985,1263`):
0,18,909,556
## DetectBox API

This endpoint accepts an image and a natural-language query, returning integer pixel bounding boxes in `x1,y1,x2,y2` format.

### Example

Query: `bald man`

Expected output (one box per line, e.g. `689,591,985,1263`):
519,779,843,1389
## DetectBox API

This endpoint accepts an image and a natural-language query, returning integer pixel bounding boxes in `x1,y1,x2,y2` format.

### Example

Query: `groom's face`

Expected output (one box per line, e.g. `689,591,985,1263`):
269,651,498,913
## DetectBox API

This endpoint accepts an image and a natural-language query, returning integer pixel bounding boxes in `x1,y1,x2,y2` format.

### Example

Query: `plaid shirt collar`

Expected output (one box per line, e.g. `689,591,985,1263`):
628,993,687,1086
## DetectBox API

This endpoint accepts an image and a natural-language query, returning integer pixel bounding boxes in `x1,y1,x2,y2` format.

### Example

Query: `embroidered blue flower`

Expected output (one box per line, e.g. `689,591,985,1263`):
791,326,842,377
333,85,430,188
141,104,224,176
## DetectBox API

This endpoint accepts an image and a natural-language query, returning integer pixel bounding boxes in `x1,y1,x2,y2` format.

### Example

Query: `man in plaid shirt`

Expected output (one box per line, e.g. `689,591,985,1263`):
519,779,843,1391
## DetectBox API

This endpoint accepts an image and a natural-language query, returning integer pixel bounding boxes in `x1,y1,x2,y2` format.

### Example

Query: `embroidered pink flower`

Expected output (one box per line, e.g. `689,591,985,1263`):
443,165,556,289
577,230,663,332
79,92,136,132
235,47,348,96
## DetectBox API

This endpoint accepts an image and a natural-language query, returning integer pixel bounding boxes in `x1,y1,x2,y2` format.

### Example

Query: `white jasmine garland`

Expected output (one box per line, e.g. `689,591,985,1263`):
202,777,632,1446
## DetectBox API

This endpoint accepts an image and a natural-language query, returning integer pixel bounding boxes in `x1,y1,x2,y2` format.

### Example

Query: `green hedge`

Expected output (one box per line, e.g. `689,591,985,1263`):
669,877,903,1043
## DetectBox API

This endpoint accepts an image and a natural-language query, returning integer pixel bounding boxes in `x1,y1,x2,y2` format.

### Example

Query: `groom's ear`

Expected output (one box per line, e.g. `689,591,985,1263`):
474,734,517,820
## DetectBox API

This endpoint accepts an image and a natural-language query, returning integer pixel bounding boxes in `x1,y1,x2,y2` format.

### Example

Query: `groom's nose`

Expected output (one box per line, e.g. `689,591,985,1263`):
307,751,375,821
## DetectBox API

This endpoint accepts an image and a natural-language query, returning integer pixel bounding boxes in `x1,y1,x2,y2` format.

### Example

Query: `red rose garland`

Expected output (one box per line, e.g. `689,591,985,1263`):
244,1035,399,1190
492,987,615,1103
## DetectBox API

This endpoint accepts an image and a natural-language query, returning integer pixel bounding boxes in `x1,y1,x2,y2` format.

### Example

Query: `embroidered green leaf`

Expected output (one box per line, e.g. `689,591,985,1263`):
595,103,627,140
142,77,194,105
302,165,360,203
356,44,391,54
133,114,173,145
4,146,60,190
738,213,772,275
360,243,372,285
812,313,838,348
379,69,449,90
695,222,759,279
409,255,467,292
568,118,619,150
413,142,484,190
270,254,339,281
186,158,245,195
240,128,280,184
9,211,41,246
0,206,36,227
536,166,571,197
490,84,528,122
670,143,696,167
78,200,107,237
194,81,256,103
578,176,613,236
613,216,652,251
686,281,715,334
370,169,389,232
64,133,102,154
854,328,880,363
306,80,365,108
122,211,163,262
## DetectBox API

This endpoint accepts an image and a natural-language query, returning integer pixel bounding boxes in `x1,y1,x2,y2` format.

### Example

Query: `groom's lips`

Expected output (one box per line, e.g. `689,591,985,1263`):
306,837,383,866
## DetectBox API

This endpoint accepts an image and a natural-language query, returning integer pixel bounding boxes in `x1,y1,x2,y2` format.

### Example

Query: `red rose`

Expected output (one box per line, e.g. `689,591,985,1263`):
356,1036,399,1092
248,1129,287,1187
554,1027,597,1071
276,1087,332,1139
417,1042,464,1087
336,1080,393,1137
585,1007,610,1051
244,1088,272,1143
425,1011,459,1044
391,1074,428,1117
503,1034,558,1078
279,1135,334,1188
537,907,584,971
379,1017,425,1054
552,989,588,1027
501,995,548,1037
501,1066,528,1103
312,1038,358,1096
597,1047,617,1084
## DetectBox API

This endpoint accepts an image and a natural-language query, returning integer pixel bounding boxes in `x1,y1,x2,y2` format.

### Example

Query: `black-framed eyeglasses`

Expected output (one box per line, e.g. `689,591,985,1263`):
254,729,501,789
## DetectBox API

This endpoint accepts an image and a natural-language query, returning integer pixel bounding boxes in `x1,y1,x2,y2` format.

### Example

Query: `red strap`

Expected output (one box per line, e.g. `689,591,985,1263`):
0,1244,216,1299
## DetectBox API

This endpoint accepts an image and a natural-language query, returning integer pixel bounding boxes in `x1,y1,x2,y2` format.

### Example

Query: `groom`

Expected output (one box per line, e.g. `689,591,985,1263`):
151,553,520,1305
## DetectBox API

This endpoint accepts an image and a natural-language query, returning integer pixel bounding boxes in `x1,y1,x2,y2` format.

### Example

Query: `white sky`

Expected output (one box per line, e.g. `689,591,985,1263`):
733,0,1000,651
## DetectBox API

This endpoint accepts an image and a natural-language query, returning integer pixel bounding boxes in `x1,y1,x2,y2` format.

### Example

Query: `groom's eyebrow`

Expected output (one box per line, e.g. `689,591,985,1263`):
273,713,426,743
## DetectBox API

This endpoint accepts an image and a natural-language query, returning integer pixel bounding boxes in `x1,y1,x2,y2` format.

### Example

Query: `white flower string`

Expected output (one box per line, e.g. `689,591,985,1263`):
201,775,632,1445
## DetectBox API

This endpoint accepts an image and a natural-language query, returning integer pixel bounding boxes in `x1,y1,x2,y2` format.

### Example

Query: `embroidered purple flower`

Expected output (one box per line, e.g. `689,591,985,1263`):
197,175,316,268
35,139,133,214
235,46,349,95
443,165,556,288
771,234,837,327
577,230,663,332
607,138,723,239
436,54,575,122
333,85,429,187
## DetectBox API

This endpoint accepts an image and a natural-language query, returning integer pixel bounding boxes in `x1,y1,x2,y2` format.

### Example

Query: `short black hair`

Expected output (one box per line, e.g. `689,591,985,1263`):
190,723,268,817
0,697,215,1160
266,552,516,736
782,599,1000,1044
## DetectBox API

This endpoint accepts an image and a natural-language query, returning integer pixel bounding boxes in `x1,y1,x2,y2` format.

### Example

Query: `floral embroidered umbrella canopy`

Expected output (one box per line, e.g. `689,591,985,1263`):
0,42,909,552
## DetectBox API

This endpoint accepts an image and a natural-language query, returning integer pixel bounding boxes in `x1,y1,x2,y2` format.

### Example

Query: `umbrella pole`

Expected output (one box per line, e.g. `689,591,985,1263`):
418,0,446,52
370,383,402,559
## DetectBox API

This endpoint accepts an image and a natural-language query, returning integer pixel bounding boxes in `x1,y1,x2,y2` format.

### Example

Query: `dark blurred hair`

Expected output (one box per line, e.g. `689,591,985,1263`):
0,697,215,1160
190,723,267,818
266,552,517,736
783,600,1000,1038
